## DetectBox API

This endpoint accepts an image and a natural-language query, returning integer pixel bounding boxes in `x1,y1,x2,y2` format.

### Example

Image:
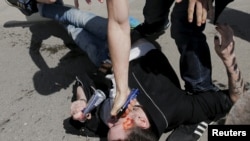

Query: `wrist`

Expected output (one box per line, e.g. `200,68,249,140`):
223,54,236,67
79,98,87,103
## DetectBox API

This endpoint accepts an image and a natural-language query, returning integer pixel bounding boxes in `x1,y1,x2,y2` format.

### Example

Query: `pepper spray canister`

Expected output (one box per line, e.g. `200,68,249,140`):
81,89,106,120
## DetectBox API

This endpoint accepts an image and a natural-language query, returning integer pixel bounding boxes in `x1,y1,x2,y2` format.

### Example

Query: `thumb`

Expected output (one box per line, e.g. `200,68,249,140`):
110,96,127,116
110,101,124,116
175,0,182,3
111,89,130,116
73,112,85,121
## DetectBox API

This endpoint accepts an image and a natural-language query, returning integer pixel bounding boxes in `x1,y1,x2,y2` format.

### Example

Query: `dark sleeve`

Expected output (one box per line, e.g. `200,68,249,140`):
166,90,233,129
129,49,181,88
187,90,233,123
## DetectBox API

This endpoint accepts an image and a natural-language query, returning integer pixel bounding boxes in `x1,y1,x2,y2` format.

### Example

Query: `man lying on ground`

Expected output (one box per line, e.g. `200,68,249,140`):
5,1,246,140
70,23,245,141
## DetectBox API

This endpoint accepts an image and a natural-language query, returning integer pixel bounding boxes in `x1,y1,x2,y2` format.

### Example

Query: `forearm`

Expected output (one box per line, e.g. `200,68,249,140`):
106,0,131,115
215,25,245,103
107,0,130,92
224,55,249,124
223,43,245,103
108,26,130,92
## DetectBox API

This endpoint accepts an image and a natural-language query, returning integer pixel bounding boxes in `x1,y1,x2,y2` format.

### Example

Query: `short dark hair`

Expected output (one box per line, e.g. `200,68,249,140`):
125,126,158,141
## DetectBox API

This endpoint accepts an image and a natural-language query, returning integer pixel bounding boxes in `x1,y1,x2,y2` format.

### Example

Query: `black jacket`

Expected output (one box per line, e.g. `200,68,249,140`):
128,49,233,138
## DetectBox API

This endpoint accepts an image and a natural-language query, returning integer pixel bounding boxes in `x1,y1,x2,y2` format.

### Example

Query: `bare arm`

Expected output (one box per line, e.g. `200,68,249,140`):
215,25,250,125
106,0,131,116
214,24,245,103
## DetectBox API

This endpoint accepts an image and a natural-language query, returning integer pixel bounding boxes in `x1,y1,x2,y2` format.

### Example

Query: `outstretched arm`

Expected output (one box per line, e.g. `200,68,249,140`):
71,86,90,121
214,24,245,103
82,0,131,116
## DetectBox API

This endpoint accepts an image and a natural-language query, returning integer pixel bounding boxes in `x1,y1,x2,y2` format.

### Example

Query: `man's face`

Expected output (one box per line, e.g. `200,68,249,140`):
107,105,149,141
107,114,128,141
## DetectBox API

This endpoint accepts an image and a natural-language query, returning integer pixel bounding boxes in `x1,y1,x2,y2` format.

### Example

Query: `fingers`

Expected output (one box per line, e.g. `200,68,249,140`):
216,24,234,38
195,1,202,26
85,0,104,4
175,0,183,3
110,89,136,116
187,0,208,26
126,99,137,112
188,0,196,23
70,100,87,116
215,24,234,48
72,111,92,121
110,93,128,116
214,24,235,60
74,0,79,9
201,7,207,24
120,99,137,118
72,112,84,121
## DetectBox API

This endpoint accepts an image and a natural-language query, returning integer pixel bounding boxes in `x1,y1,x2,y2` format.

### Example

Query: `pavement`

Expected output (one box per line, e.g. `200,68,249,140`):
0,0,249,141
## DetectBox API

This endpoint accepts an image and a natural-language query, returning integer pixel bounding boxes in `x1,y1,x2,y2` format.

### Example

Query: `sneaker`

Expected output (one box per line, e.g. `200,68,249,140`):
134,19,170,37
166,120,214,141
5,0,38,16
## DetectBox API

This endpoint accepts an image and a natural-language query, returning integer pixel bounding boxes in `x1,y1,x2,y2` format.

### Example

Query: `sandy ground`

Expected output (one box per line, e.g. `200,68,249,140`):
0,0,249,141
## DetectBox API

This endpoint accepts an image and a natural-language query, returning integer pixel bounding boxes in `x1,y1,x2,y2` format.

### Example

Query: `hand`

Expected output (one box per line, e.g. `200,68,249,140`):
85,0,104,4
214,24,234,62
120,99,137,118
176,0,210,26
74,0,79,9
76,0,104,7
70,100,91,121
110,88,130,116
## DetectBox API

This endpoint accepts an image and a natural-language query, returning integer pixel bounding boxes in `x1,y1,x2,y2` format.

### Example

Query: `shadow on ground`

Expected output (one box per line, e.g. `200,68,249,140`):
3,14,97,95
3,13,103,139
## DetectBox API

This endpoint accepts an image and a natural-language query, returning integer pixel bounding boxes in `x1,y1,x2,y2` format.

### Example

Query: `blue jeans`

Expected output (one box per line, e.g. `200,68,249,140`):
141,0,217,92
171,0,218,93
38,0,109,67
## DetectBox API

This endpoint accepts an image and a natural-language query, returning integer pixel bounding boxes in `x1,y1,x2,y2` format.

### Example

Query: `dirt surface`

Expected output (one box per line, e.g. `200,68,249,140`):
0,0,249,141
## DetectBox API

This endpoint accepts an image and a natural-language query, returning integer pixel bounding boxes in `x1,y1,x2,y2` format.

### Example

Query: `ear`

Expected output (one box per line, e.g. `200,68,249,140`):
137,116,150,129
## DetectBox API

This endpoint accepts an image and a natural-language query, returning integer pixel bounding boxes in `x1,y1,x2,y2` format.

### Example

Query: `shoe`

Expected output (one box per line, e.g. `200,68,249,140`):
134,19,170,37
166,120,214,141
5,0,38,16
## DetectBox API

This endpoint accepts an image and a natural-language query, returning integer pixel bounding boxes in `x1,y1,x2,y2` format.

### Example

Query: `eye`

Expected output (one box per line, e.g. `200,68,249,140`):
132,107,138,111
132,105,142,111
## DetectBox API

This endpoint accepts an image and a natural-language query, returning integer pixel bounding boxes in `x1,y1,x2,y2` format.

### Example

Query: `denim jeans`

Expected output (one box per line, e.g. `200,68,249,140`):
38,0,109,67
171,0,218,93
